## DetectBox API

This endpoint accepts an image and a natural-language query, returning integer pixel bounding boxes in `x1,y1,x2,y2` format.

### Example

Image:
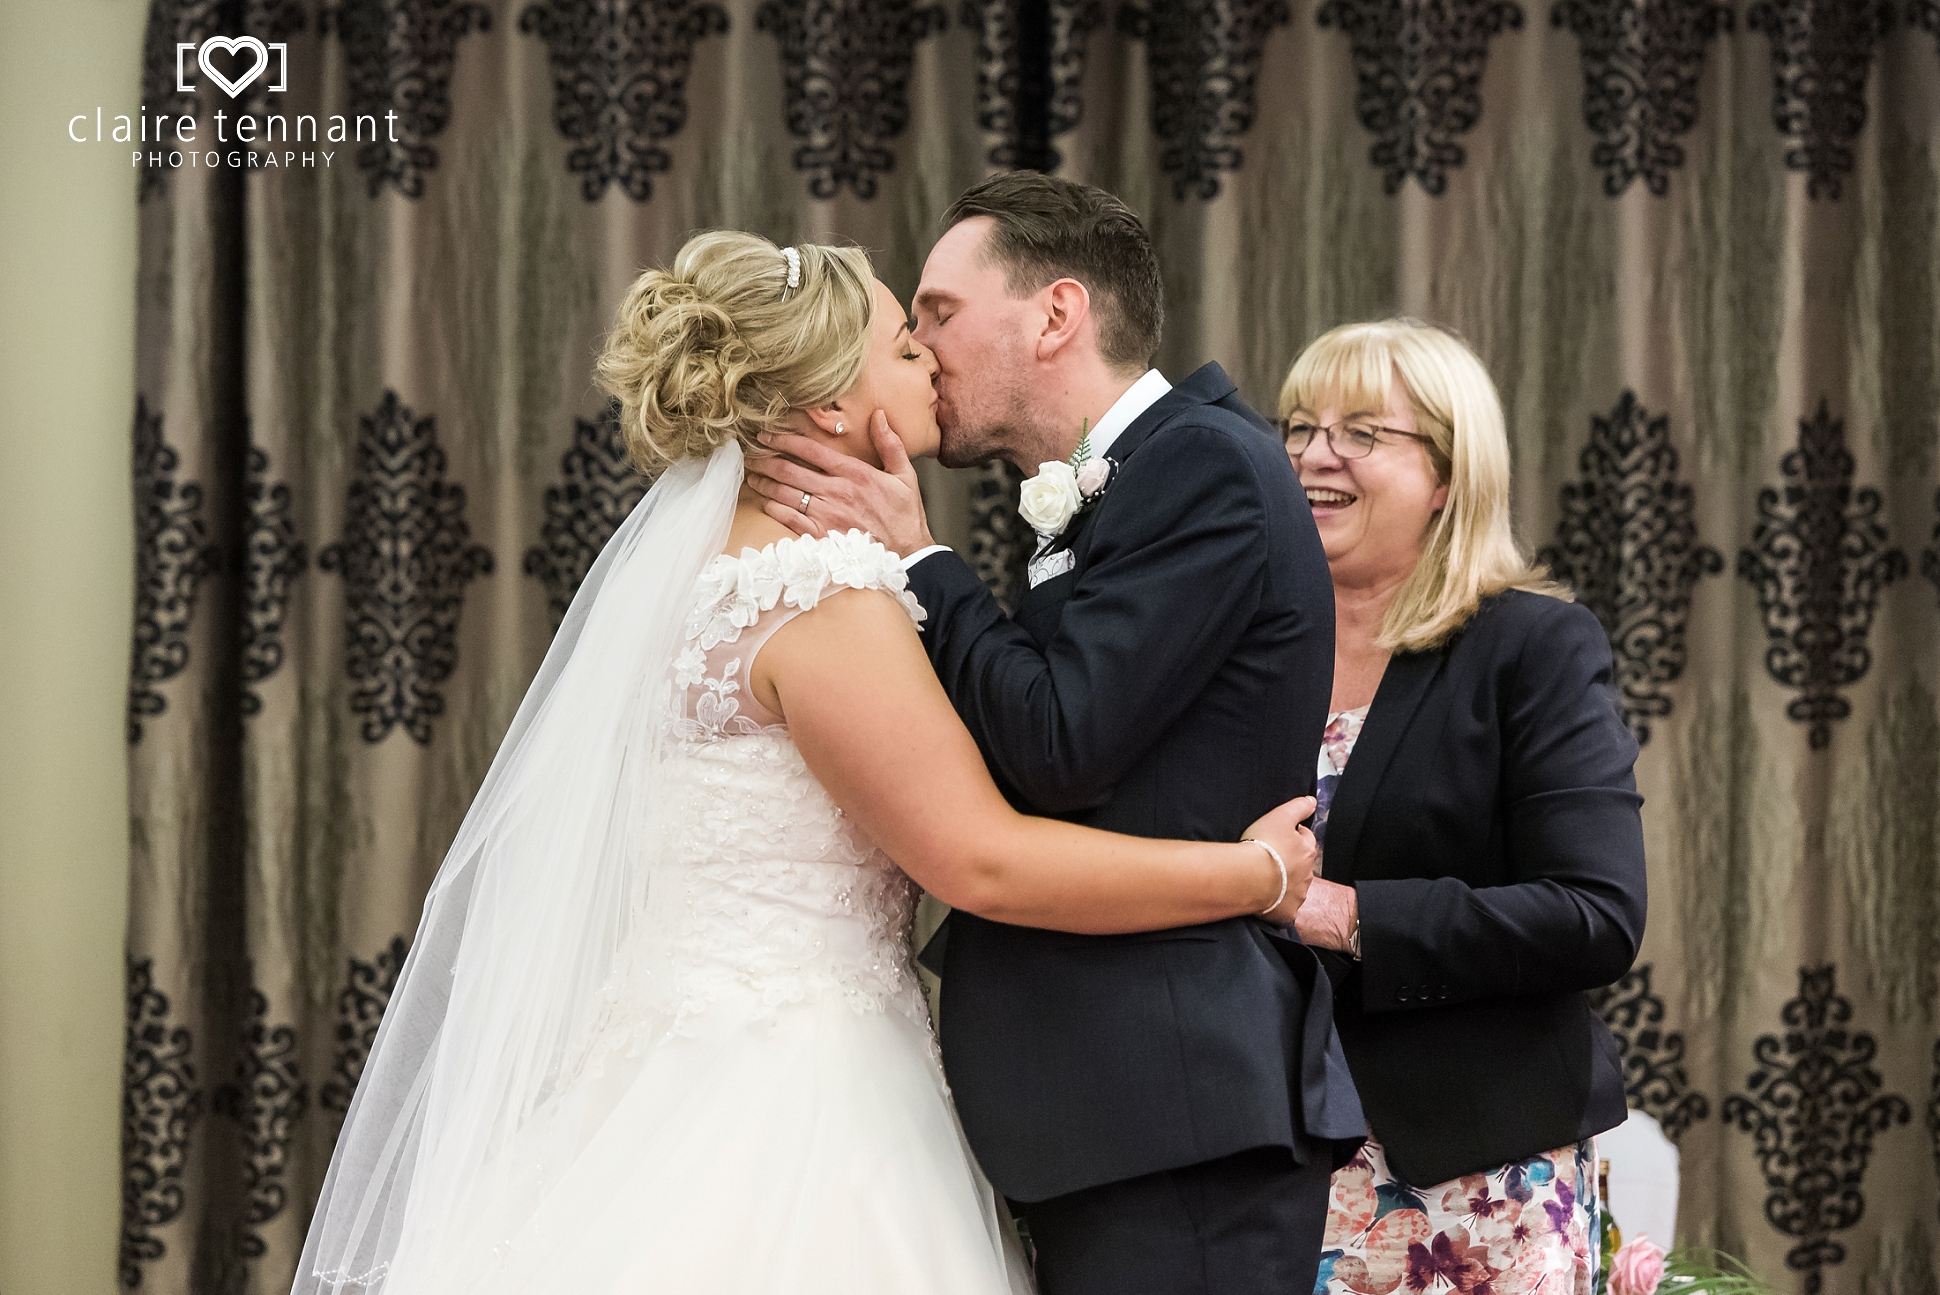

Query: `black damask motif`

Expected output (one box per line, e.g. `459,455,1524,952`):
321,0,492,198
1929,1039,1940,1213
1118,0,1292,200
140,1,229,186
524,403,648,629
960,0,1103,172
230,0,308,130
1921,487,1939,607
1737,400,1907,750
209,979,307,1262
241,442,308,717
968,461,1032,613
1915,0,1940,52
754,0,949,199
317,391,493,745
1536,392,1723,745
519,0,730,202
1588,964,1710,1140
129,396,218,744
1745,0,1895,200
1551,0,1732,196
1722,965,1912,1294
320,937,410,1118
119,959,202,1289
1317,0,1524,195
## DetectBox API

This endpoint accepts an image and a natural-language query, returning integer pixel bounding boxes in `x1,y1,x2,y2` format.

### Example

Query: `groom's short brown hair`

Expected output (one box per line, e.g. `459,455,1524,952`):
941,173,1164,372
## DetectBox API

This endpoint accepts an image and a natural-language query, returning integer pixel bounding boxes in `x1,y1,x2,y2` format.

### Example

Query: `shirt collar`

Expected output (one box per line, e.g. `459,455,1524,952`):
1083,369,1171,461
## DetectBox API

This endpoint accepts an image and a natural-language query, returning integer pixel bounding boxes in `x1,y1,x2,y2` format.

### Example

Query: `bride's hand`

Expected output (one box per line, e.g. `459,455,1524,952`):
1243,795,1318,926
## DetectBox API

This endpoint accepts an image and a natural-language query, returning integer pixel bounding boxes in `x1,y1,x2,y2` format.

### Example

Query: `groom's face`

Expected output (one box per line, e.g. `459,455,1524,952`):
912,219,1036,470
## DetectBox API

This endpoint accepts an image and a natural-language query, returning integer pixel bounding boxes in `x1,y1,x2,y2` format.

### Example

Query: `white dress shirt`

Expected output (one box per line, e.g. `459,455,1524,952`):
904,368,1172,570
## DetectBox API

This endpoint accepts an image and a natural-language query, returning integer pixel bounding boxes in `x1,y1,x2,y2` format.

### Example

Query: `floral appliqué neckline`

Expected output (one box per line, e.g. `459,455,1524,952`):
680,529,926,661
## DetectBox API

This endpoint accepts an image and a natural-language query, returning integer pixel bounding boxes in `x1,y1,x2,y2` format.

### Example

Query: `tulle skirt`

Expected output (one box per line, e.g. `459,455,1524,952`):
385,990,1034,1295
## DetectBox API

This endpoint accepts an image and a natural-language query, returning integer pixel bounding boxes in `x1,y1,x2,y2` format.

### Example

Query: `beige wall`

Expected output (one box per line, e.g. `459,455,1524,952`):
0,1,144,1290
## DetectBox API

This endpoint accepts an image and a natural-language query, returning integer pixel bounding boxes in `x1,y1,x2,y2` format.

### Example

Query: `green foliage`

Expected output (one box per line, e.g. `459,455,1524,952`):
1657,1248,1770,1295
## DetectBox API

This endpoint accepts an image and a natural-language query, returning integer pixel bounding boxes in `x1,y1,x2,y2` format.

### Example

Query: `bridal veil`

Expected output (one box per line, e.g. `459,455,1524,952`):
294,443,743,1292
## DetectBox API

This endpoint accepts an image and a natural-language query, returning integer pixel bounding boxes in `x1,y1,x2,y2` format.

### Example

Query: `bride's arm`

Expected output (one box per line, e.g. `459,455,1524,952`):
754,587,1314,935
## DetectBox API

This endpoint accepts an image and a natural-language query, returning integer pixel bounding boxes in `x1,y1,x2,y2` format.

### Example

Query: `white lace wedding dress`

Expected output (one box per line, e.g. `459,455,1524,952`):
401,532,1032,1295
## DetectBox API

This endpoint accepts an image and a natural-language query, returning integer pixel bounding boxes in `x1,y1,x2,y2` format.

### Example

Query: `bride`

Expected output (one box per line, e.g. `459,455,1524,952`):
295,232,1318,1294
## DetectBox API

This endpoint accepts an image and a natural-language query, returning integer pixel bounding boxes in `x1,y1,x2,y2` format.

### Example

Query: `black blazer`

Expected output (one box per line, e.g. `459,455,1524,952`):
909,363,1365,1204
1318,589,1647,1187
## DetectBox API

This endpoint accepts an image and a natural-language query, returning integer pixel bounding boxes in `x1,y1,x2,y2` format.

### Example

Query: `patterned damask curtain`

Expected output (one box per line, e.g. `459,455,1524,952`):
121,1,1940,1292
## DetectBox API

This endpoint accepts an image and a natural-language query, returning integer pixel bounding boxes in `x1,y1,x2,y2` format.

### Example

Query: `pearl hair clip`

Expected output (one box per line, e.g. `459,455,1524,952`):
780,246,801,296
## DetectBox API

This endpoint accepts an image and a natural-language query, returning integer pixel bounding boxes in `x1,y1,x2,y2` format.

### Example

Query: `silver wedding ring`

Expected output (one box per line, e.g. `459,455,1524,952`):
801,491,812,513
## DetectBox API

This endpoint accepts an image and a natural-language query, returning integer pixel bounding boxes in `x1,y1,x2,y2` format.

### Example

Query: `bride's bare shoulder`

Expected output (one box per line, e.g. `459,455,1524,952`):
747,578,926,719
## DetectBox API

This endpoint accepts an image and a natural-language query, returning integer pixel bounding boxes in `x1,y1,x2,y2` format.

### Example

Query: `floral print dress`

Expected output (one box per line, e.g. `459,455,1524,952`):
1312,708,1601,1295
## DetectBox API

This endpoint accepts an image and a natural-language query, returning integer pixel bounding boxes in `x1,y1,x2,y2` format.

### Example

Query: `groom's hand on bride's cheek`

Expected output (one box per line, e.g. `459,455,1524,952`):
749,414,934,556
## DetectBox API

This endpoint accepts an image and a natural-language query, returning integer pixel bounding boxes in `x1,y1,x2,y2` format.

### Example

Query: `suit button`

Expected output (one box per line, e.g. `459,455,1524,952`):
1438,986,1451,1001
1397,985,1412,1004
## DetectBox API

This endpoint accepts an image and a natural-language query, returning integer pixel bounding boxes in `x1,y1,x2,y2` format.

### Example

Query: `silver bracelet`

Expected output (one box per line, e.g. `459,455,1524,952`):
1242,837,1287,915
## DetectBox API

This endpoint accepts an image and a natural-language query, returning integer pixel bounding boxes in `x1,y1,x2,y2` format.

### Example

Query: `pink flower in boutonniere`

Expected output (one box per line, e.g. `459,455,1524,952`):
1076,457,1110,496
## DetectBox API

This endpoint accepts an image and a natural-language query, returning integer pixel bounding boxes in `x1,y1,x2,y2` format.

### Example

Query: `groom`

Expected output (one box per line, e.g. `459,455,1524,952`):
749,173,1363,1294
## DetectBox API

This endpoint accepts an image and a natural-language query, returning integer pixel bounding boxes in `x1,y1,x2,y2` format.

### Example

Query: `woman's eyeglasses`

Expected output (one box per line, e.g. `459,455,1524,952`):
1278,419,1432,459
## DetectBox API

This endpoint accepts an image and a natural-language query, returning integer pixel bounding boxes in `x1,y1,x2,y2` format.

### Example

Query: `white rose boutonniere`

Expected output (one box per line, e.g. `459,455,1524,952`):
1019,460,1084,537
1019,420,1116,541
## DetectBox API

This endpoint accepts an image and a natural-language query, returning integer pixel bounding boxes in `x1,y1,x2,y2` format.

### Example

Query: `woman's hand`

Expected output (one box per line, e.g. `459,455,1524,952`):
1243,796,1318,925
1294,877,1359,951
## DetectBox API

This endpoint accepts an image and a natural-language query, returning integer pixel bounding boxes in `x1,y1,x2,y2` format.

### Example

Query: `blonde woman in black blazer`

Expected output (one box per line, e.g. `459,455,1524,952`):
1277,320,1646,1295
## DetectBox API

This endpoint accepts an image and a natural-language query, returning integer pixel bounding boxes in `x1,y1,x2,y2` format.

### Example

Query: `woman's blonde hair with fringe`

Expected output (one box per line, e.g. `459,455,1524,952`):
1278,318,1567,653
596,231,878,476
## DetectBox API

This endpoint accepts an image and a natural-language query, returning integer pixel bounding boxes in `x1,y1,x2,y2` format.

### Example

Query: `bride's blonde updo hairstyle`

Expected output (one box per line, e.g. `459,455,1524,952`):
596,231,877,476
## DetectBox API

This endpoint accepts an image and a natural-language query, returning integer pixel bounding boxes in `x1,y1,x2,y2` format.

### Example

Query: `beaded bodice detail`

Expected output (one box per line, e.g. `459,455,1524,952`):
572,532,932,1079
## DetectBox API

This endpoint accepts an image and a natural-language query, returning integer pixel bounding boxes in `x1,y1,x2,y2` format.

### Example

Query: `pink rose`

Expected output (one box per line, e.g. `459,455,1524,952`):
1609,1236,1667,1295
1075,457,1110,496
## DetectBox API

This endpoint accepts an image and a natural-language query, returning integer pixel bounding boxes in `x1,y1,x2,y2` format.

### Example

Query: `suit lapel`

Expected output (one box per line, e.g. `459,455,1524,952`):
1324,648,1446,883
1106,362,1236,468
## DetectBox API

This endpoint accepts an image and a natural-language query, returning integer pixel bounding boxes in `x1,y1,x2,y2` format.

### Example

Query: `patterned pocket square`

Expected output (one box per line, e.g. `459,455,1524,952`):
1027,547,1075,588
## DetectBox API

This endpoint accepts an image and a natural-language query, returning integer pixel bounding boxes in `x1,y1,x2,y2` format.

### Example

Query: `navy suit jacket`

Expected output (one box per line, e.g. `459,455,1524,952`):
1316,590,1647,1186
910,363,1365,1204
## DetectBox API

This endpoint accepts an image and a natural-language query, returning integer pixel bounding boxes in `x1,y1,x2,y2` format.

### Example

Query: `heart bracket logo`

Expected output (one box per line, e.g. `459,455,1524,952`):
198,36,269,99
174,37,288,98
